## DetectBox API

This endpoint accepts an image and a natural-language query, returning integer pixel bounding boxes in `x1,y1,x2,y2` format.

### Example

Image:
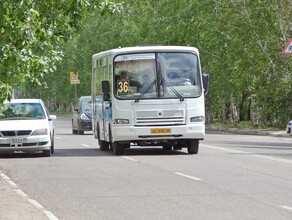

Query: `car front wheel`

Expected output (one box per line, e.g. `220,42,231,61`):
51,134,55,154
43,149,51,157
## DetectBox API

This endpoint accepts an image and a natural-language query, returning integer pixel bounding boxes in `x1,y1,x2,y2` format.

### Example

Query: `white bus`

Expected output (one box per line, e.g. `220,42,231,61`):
91,46,208,155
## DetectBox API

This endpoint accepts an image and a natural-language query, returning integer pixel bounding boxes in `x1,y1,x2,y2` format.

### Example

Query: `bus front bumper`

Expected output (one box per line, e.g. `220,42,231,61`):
112,124,205,142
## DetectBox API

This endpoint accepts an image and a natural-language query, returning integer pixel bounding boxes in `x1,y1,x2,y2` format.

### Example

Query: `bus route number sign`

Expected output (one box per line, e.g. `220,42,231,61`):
117,80,129,95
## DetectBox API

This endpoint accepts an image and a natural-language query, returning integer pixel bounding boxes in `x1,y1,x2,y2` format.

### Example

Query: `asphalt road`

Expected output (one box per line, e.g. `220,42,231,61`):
0,117,292,220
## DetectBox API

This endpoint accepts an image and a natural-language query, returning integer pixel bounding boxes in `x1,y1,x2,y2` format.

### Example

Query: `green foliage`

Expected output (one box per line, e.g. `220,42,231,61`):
8,0,292,128
0,0,123,105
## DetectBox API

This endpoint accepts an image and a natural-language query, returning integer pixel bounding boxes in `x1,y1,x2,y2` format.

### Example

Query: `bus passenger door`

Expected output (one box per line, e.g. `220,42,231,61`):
101,80,111,142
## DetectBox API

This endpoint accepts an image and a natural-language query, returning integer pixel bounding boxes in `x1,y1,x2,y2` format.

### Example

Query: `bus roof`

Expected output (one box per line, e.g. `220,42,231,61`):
92,45,199,60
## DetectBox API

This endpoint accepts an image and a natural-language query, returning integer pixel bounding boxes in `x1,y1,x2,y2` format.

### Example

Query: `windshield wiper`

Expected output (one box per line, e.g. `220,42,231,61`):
135,80,157,103
161,77,184,101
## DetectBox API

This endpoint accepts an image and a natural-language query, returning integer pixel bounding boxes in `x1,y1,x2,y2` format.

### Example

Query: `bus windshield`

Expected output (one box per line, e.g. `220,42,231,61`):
114,52,202,100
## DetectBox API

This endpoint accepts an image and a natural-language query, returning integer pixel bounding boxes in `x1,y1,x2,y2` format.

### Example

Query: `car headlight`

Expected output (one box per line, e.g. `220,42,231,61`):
32,128,48,135
190,116,205,122
114,119,129,124
81,113,90,120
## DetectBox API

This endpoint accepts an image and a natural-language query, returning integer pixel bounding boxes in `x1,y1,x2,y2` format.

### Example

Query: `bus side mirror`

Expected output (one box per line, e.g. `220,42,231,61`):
102,80,110,93
103,93,110,102
202,74,209,94
102,80,110,101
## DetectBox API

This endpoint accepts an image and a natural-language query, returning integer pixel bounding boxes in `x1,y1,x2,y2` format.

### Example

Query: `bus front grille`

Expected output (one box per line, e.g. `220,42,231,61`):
135,110,185,126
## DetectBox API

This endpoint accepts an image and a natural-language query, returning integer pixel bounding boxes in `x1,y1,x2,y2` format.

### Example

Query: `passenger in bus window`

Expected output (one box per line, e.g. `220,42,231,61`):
117,70,141,95
119,70,129,81
139,74,153,93
176,71,192,86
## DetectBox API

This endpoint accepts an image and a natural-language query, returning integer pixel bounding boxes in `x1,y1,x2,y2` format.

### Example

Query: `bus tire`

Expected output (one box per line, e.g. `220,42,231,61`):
109,125,113,151
187,140,199,154
113,142,124,155
100,140,109,151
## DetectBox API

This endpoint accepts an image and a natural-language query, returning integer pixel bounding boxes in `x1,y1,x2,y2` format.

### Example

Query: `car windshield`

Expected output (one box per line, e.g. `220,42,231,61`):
0,103,45,120
114,52,202,100
82,100,92,112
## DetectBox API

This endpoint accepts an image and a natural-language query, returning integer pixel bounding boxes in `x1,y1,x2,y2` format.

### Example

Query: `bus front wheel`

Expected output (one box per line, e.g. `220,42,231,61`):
113,142,124,155
187,140,199,154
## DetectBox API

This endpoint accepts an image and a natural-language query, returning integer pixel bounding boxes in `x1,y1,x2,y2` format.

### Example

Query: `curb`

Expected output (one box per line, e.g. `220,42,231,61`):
206,126,291,138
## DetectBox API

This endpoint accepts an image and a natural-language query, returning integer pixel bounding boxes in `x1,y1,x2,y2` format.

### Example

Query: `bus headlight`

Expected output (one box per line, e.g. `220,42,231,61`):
114,119,129,124
190,116,204,122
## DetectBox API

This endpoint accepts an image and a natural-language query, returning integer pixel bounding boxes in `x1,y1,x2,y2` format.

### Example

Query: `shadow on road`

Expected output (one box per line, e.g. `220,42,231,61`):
53,147,188,157
0,147,189,158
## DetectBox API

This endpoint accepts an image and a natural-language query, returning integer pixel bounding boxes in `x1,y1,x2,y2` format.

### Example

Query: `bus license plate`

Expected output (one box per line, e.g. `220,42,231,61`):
151,128,171,134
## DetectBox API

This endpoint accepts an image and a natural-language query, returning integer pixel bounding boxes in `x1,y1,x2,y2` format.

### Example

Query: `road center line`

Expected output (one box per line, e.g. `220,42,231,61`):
280,206,292,212
202,144,292,164
175,172,202,181
0,170,59,220
122,156,138,162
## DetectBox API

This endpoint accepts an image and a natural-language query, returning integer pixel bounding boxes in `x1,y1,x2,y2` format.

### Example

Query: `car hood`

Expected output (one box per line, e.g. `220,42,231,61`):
0,119,50,131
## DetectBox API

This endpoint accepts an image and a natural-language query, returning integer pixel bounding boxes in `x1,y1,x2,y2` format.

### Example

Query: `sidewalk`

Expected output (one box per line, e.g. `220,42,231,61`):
0,171,52,220
206,126,291,138
0,127,290,220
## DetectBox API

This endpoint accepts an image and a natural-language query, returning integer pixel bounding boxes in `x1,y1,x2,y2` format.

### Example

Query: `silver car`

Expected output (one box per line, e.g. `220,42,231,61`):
0,99,56,156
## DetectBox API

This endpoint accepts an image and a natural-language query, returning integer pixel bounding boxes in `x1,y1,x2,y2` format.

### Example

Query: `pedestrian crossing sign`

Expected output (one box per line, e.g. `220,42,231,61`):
282,38,292,54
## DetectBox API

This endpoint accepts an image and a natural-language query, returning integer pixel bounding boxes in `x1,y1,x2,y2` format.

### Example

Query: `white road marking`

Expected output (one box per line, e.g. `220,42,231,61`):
0,170,59,220
175,172,202,181
81,144,92,148
252,154,292,164
280,206,292,212
55,136,62,139
202,144,292,164
15,189,28,197
28,198,44,209
202,144,248,154
122,156,138,162
0,173,18,187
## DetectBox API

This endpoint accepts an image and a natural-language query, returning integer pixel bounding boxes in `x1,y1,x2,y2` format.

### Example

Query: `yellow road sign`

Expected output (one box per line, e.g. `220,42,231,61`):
70,72,80,84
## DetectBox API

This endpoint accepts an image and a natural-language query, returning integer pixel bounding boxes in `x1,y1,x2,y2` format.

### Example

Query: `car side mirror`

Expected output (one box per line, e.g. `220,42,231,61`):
49,115,57,121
